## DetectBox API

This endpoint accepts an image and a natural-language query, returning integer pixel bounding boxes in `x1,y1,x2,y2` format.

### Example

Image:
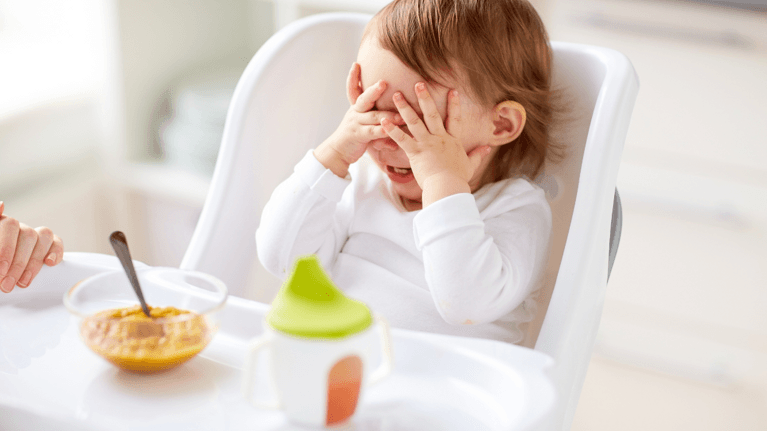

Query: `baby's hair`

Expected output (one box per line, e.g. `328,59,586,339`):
369,0,566,185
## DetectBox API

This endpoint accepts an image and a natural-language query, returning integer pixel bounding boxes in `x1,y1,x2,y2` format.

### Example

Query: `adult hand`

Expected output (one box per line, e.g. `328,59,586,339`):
0,201,64,293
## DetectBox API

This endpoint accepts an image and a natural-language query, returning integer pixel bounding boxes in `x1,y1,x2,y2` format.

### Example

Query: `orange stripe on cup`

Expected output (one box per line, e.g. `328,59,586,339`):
326,355,363,425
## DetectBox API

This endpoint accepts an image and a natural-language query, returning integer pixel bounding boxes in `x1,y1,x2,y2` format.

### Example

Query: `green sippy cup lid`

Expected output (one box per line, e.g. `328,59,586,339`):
266,255,373,339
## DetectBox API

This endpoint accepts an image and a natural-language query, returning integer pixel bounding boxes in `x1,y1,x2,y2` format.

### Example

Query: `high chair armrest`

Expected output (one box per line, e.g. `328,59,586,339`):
608,188,622,281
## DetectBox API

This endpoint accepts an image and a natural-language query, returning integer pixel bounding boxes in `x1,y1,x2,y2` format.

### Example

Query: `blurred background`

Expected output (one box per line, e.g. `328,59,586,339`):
0,0,765,429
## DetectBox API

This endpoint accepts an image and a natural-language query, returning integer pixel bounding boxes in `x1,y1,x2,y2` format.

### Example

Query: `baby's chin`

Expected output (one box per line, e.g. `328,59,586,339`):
390,181,423,204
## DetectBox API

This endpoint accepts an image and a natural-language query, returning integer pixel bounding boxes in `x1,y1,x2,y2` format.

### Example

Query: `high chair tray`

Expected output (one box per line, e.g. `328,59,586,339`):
0,253,556,431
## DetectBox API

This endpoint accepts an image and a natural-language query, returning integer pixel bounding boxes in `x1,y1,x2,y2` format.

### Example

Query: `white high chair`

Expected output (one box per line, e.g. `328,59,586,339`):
180,12,639,431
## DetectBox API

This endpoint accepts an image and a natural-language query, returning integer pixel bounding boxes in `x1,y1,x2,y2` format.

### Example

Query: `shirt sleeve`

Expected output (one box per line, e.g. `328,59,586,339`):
255,150,352,278
412,188,551,325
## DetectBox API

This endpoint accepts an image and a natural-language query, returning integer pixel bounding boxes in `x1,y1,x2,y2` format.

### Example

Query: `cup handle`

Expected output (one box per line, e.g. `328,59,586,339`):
367,315,393,385
242,333,280,409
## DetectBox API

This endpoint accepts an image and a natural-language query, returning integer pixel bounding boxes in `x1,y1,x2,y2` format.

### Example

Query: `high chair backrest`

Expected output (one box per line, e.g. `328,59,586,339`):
180,13,368,299
181,12,639,431
532,41,638,429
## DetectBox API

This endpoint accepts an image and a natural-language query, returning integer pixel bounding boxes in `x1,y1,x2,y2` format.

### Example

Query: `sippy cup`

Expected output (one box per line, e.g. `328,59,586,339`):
242,255,393,427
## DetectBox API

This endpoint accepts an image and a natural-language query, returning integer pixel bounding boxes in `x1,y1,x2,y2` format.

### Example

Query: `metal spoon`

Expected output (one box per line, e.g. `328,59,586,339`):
109,231,151,317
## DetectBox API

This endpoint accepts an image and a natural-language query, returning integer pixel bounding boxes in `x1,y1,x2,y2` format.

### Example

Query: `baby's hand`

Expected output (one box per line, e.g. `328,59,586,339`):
314,63,403,178
0,202,64,293
381,83,491,207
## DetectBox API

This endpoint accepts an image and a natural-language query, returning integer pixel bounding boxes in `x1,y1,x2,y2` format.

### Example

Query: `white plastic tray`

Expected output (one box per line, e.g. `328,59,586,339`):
0,253,555,431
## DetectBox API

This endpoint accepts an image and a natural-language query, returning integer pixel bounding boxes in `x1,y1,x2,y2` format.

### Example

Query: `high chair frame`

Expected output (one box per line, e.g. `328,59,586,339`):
179,12,639,430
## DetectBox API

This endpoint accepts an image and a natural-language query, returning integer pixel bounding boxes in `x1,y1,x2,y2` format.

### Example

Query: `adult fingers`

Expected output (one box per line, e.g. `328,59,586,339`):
392,92,429,140
346,63,363,105
45,234,64,266
16,227,55,288
445,90,463,136
1,223,36,293
381,118,417,153
0,212,20,280
353,79,388,113
414,82,446,135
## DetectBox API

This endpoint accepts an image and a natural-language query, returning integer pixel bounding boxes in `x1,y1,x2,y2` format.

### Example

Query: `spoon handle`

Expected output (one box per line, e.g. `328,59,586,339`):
109,231,151,317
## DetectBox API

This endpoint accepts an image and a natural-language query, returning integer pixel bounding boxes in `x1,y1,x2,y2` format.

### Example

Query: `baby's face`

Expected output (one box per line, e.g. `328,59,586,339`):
356,36,495,206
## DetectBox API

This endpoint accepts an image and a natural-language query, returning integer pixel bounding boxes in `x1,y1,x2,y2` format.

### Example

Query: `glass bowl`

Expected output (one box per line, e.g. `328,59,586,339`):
64,267,228,373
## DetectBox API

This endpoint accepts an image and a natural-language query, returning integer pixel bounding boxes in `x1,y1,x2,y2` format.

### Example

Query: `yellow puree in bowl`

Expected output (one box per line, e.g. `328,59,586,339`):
80,305,210,373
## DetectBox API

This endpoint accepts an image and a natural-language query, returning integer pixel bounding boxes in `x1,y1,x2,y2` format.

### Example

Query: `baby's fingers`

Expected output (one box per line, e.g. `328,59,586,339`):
381,118,416,153
353,80,387,113
415,82,445,135
445,90,462,135
359,111,404,126
392,92,429,140
358,124,395,142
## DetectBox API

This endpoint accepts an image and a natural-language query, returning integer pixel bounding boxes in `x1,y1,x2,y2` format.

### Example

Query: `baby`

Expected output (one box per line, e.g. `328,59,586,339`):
256,0,564,344
2,0,563,345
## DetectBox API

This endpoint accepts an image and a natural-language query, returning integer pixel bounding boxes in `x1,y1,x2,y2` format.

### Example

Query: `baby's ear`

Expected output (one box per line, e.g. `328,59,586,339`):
490,101,526,146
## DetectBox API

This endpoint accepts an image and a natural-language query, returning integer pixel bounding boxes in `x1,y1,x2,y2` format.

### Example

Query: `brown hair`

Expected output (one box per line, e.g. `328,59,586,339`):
371,0,566,184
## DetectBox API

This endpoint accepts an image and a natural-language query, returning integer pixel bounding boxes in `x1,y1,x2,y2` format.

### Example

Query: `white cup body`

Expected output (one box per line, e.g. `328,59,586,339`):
243,317,392,427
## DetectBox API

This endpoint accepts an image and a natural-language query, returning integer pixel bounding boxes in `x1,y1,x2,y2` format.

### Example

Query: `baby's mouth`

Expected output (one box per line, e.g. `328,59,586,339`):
385,165,415,184
388,165,412,175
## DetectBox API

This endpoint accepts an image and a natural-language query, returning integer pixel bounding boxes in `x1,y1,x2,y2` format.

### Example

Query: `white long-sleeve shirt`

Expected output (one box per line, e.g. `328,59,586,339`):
256,151,552,344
